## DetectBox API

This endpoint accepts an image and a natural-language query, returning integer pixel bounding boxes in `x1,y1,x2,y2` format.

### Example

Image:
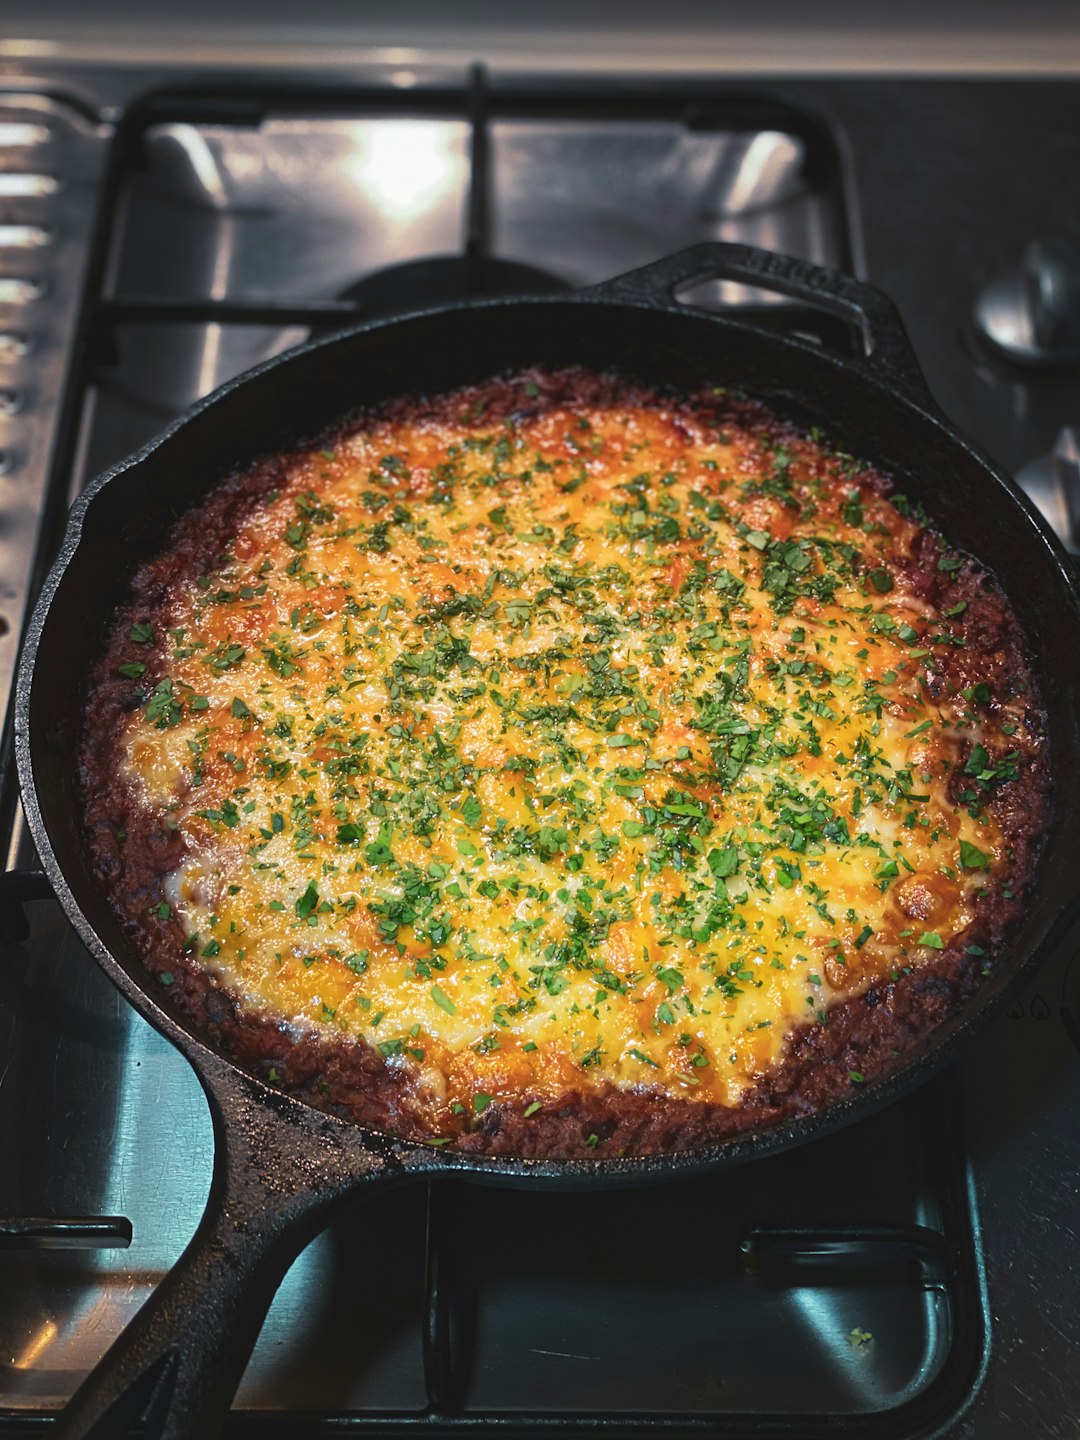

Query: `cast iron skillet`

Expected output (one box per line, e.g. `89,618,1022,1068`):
15,244,1080,1439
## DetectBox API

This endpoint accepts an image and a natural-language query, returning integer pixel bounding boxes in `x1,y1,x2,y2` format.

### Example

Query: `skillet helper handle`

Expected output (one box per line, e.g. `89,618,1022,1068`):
583,242,936,410
53,1055,403,1440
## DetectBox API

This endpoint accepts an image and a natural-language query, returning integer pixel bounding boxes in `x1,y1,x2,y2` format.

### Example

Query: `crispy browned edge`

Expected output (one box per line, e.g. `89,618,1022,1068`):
78,368,1050,1158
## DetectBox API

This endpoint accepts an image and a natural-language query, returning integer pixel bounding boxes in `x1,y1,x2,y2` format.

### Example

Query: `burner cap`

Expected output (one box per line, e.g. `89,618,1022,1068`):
340,254,568,322
972,240,1080,367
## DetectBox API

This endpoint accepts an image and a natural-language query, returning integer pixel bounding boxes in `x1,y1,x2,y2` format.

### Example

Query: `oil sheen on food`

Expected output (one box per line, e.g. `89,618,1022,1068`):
119,372,1017,1130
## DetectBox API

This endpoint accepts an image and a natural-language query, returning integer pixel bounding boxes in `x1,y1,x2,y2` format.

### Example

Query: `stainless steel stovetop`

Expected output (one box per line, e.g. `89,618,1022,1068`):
1,39,1079,1440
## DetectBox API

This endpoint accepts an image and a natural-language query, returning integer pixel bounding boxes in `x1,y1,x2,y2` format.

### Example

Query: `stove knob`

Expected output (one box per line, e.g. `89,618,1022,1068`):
1015,426,1080,552
973,241,1080,367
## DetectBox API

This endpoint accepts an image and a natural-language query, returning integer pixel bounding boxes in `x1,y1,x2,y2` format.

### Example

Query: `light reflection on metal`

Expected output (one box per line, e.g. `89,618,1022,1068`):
0,277,44,302
195,323,225,400
710,131,803,218
0,123,51,146
12,1319,57,1370
0,332,31,357
158,124,231,210
0,173,59,198
347,121,465,223
0,224,51,248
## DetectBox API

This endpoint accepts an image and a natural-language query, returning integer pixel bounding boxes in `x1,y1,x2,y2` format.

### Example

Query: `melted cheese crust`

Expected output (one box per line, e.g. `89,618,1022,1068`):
119,375,1016,1127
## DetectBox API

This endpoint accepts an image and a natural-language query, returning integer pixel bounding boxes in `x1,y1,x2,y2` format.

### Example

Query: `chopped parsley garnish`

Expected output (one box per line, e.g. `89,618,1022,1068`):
295,881,319,919
431,985,456,1016
959,840,990,870
121,374,1034,1134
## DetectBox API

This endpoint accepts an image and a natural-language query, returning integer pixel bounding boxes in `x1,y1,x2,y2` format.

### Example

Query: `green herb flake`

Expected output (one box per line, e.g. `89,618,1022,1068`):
868,568,894,593
708,846,739,878
965,744,989,776
295,881,320,919
959,840,991,870
629,1047,659,1068
431,985,457,1016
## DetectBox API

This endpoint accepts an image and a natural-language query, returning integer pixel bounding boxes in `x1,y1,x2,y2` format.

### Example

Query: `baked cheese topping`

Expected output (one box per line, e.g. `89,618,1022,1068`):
117,373,1019,1126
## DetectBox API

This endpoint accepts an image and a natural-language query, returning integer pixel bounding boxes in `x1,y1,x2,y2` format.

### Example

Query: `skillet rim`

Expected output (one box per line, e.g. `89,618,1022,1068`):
14,278,1080,1187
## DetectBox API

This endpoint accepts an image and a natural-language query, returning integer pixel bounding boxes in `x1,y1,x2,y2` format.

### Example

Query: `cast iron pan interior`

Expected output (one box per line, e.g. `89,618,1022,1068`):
16,244,1080,1439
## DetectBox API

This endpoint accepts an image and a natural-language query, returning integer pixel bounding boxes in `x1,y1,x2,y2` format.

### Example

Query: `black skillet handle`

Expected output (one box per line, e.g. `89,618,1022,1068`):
583,242,937,412
52,1049,417,1440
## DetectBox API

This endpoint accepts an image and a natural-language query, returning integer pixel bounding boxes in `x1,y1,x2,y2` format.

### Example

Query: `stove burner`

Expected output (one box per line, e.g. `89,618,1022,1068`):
339,254,569,321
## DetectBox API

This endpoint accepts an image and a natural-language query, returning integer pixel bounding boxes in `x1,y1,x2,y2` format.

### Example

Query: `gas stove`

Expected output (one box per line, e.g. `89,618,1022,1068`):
1,45,1079,1439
